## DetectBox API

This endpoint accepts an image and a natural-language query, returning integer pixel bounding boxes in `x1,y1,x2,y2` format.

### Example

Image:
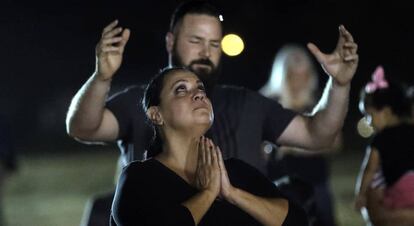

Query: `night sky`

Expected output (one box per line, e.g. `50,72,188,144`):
2,0,414,152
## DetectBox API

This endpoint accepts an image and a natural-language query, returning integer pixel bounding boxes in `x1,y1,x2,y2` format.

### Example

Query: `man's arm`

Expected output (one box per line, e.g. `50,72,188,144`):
279,78,349,149
278,25,358,150
277,131,343,158
66,20,130,142
66,74,119,142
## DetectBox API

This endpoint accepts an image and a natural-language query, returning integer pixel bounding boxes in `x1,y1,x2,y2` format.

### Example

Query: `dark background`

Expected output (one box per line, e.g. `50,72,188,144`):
2,0,414,153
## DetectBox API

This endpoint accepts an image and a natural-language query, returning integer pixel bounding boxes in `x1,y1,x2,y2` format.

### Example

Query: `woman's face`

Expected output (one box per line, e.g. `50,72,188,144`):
286,64,312,95
158,70,214,132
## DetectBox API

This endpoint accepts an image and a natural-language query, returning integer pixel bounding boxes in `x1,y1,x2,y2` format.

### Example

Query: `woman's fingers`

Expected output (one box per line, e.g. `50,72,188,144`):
200,136,207,164
207,139,218,166
203,137,211,164
194,137,220,196
216,146,224,169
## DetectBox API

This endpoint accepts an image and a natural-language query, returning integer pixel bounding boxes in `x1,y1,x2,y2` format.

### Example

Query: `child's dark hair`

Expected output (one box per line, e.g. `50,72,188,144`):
142,67,188,157
359,66,411,118
169,0,222,33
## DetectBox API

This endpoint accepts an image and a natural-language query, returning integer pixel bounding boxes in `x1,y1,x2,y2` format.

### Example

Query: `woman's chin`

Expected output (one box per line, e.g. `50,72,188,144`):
193,119,212,132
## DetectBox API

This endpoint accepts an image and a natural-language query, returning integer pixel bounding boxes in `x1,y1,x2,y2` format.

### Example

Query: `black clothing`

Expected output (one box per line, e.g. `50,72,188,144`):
112,158,308,226
106,85,296,174
267,146,336,226
371,123,414,187
263,95,337,226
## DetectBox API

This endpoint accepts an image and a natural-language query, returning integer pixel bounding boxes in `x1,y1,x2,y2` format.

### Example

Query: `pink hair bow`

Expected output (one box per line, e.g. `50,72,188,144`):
365,66,389,93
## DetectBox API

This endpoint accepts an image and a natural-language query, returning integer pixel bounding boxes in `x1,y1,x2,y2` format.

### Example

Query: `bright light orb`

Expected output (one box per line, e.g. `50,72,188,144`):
357,117,374,138
221,34,244,57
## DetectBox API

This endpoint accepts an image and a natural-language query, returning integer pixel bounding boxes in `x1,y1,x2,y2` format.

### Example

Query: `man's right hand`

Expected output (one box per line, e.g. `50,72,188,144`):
95,20,130,80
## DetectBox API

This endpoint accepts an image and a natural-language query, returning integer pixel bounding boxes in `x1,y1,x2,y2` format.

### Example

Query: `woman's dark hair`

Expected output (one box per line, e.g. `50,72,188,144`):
142,67,188,157
359,78,412,118
169,0,222,33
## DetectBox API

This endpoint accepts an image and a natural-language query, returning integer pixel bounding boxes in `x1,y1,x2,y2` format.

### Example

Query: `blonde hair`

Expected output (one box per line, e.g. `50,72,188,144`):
260,44,318,109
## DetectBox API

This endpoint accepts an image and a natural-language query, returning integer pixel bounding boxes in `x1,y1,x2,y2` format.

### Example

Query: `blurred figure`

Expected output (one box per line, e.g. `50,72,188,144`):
355,66,414,226
0,116,17,226
260,44,319,111
260,44,340,226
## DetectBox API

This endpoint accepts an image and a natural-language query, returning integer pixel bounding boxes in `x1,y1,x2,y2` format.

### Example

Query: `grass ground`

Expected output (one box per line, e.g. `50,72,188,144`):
3,149,366,226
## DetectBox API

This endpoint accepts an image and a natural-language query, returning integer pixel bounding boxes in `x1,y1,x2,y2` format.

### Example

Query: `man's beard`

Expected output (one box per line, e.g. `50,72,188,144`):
171,48,221,96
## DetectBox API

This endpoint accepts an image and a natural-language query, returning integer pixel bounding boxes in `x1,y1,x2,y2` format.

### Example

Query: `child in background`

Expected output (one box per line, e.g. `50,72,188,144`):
355,66,414,225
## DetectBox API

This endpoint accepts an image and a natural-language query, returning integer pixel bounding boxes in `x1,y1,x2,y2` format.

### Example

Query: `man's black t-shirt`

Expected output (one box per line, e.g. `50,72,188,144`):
106,85,296,174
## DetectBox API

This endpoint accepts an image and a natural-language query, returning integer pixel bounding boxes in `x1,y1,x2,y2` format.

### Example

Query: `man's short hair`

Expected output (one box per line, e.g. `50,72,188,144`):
169,0,222,33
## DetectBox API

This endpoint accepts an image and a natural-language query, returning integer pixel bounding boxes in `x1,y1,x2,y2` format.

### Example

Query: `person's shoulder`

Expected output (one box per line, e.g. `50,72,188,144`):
123,159,144,172
122,159,156,178
214,85,264,99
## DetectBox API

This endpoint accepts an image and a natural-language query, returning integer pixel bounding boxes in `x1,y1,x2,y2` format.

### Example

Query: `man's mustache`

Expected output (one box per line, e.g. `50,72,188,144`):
190,59,214,68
